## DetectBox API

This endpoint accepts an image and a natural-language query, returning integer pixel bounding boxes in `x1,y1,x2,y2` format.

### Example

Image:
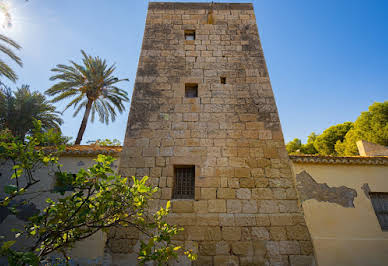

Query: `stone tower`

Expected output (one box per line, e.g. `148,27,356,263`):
110,2,314,265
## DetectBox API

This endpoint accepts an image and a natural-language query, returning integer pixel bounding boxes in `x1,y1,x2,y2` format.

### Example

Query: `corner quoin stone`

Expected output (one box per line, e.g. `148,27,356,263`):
113,2,316,265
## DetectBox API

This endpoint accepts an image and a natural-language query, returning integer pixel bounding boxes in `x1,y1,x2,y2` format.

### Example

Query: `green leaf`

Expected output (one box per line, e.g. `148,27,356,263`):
1,240,16,250
4,185,18,194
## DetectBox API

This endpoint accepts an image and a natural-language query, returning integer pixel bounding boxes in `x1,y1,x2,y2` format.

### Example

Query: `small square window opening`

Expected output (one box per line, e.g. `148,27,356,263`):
185,83,198,98
173,166,195,199
220,77,226,84
369,192,388,231
184,30,195,41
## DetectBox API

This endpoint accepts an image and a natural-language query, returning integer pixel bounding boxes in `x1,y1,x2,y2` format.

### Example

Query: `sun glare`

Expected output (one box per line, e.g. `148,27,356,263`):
0,0,12,30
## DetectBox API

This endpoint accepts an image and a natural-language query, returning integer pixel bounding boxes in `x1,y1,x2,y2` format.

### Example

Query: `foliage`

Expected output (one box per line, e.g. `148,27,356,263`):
46,50,129,144
286,138,302,154
335,101,388,156
86,138,121,146
0,34,22,82
313,122,353,156
0,84,63,141
286,133,318,155
0,122,195,265
0,120,65,195
300,132,318,154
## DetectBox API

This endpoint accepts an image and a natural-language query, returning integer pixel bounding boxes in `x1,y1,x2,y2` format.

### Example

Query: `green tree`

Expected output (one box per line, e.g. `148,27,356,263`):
286,138,302,154
0,34,22,82
0,122,196,265
300,132,318,154
335,101,388,156
313,122,353,156
46,50,129,145
0,85,63,140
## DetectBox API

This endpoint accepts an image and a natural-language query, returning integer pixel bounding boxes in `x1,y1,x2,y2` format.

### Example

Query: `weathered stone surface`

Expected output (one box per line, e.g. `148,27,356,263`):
208,199,226,213
232,241,253,256
172,200,194,213
289,255,315,266
222,227,241,241
214,255,239,266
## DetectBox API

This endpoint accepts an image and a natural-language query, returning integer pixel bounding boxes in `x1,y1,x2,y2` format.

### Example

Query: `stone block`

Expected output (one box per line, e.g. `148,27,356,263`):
193,200,208,213
193,255,213,266
279,241,300,255
214,256,239,266
252,188,273,199
172,200,194,213
251,227,270,240
269,214,293,226
166,213,197,226
216,241,230,255
269,227,288,240
236,188,251,199
204,226,222,241
199,242,217,256
256,214,270,226
235,167,250,177
227,200,242,213
258,200,279,213
222,227,241,241
286,225,310,240
242,200,258,213
200,188,217,199
197,213,219,226
289,255,315,266
217,188,236,199
265,241,280,256
219,214,235,226
208,199,226,213
232,241,253,256
186,226,205,240
235,214,256,226
254,178,268,187
278,200,299,213
239,178,255,188
299,241,314,255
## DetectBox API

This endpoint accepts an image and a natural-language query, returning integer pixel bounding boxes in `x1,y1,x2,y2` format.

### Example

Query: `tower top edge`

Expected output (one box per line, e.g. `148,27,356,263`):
148,2,253,10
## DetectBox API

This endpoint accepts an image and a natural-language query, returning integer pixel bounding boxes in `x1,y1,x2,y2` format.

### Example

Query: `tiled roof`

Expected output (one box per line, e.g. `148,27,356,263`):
56,146,388,165
290,155,388,165
58,145,122,156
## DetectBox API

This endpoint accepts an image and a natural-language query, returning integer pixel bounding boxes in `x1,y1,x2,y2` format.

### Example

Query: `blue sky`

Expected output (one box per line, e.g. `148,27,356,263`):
3,0,387,144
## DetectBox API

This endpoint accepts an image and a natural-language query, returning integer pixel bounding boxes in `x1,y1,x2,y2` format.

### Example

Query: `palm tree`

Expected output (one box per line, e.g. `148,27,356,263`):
0,34,22,82
46,50,129,145
0,84,63,140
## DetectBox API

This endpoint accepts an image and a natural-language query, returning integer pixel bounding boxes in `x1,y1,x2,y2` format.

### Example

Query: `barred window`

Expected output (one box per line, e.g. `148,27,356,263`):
370,192,388,231
173,166,195,199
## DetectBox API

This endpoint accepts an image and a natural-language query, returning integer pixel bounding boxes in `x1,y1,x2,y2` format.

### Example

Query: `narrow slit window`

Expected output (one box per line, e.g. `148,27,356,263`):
220,77,226,84
173,166,195,199
370,192,388,231
185,83,198,98
184,30,195,40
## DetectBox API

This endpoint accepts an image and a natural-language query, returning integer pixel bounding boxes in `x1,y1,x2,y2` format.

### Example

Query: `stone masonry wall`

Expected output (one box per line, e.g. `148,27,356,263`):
112,2,315,266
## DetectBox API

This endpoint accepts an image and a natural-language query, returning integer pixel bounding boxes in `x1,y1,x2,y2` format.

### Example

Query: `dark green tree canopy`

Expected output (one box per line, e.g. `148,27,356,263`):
0,85,63,140
313,122,353,156
335,101,388,155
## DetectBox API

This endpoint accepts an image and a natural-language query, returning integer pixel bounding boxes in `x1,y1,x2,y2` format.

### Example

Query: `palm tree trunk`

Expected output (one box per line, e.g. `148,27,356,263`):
75,99,93,145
